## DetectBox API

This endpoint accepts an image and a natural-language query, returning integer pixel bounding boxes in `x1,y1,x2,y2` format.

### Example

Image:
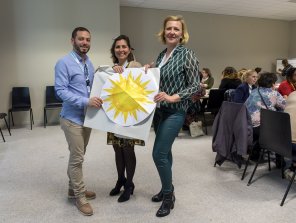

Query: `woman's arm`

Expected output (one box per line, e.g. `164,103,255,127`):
275,91,286,111
206,77,214,89
176,50,201,100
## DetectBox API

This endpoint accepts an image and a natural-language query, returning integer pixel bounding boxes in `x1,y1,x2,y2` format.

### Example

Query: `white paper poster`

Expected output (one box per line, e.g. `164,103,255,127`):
84,67,160,142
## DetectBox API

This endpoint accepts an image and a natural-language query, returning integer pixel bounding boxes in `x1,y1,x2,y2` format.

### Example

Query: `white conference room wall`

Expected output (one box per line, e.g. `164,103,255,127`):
120,7,291,87
0,0,120,128
290,21,296,57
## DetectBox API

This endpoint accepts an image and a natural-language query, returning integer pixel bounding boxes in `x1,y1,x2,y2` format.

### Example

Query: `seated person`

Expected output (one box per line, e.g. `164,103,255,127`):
237,68,247,80
199,68,214,111
278,59,293,77
278,67,296,98
284,91,296,179
254,67,262,74
219,66,241,91
233,70,258,103
200,68,214,89
245,72,286,162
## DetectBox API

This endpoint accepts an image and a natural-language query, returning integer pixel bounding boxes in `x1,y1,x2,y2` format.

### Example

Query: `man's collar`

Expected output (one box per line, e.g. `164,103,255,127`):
72,50,88,62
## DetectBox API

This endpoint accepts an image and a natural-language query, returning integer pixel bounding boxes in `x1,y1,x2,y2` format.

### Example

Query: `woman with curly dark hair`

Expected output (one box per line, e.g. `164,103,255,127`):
108,35,144,203
219,66,242,91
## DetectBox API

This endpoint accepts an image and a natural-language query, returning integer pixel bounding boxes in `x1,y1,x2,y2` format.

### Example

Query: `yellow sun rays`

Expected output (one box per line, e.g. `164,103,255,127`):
103,71,155,124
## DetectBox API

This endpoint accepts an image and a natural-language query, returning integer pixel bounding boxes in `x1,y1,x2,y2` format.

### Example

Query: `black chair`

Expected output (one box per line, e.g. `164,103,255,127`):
44,86,62,128
241,141,271,181
8,87,34,130
0,113,11,142
202,89,225,134
247,109,295,206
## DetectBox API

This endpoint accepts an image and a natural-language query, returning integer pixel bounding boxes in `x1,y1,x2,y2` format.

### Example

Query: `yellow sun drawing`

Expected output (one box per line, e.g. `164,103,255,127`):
101,70,156,126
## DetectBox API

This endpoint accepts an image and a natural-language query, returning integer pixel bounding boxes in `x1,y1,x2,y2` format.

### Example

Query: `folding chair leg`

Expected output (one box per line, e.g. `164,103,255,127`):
44,108,46,128
31,109,34,125
267,151,271,171
8,112,10,130
281,157,285,179
203,113,207,135
247,149,265,186
280,171,296,206
3,116,11,136
214,161,217,167
241,156,250,180
10,111,14,126
30,109,32,130
0,128,5,142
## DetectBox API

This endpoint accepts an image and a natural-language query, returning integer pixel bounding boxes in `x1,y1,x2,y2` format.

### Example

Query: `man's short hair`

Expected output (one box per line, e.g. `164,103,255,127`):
71,27,90,39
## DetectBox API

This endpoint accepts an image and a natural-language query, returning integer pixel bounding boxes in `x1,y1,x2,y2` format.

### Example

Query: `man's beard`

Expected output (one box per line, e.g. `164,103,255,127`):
73,42,90,56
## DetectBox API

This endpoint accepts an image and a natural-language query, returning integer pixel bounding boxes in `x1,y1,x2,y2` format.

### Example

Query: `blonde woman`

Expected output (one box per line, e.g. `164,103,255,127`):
145,15,200,217
233,69,258,103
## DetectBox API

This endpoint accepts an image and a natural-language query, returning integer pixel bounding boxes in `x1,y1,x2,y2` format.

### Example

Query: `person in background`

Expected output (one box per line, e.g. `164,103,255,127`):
108,35,144,203
278,67,296,98
55,27,103,216
219,66,241,91
237,68,247,80
254,67,262,74
283,91,296,180
278,59,293,77
200,68,214,89
233,70,258,103
144,15,200,217
245,72,286,164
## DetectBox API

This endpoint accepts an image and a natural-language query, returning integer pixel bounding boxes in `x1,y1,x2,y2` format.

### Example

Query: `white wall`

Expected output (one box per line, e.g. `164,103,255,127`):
120,7,291,86
290,20,296,58
0,0,120,128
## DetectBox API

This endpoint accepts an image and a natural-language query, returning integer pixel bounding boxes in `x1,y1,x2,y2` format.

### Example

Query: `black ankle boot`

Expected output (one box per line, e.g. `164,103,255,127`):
118,182,135,202
156,192,175,217
152,190,163,202
109,178,126,196
152,184,174,202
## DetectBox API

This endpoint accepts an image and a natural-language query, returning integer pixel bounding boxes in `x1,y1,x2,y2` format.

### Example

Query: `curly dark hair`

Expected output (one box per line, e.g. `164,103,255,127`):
287,67,296,83
110,35,135,64
257,72,277,88
222,66,237,79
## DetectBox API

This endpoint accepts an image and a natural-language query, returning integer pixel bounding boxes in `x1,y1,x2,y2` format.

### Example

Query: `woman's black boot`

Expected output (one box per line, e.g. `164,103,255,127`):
156,192,175,217
152,184,174,202
152,190,163,202
109,178,126,196
118,182,135,202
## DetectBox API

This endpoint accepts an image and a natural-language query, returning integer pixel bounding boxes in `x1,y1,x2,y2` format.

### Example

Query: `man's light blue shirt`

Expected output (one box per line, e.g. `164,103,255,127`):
55,51,95,125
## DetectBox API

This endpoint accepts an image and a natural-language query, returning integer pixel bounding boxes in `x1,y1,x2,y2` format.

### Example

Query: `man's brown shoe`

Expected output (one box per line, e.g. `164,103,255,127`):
68,189,96,200
75,198,93,216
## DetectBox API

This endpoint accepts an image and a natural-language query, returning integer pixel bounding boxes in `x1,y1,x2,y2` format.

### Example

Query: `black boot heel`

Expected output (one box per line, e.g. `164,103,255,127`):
109,178,126,196
118,183,135,202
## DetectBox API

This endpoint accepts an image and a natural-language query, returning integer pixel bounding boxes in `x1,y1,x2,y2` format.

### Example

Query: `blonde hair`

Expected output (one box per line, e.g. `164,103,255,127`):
241,70,257,82
157,15,189,45
237,68,247,80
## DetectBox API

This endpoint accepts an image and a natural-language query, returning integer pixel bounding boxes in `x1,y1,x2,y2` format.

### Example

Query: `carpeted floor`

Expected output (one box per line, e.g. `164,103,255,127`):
0,125,295,223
